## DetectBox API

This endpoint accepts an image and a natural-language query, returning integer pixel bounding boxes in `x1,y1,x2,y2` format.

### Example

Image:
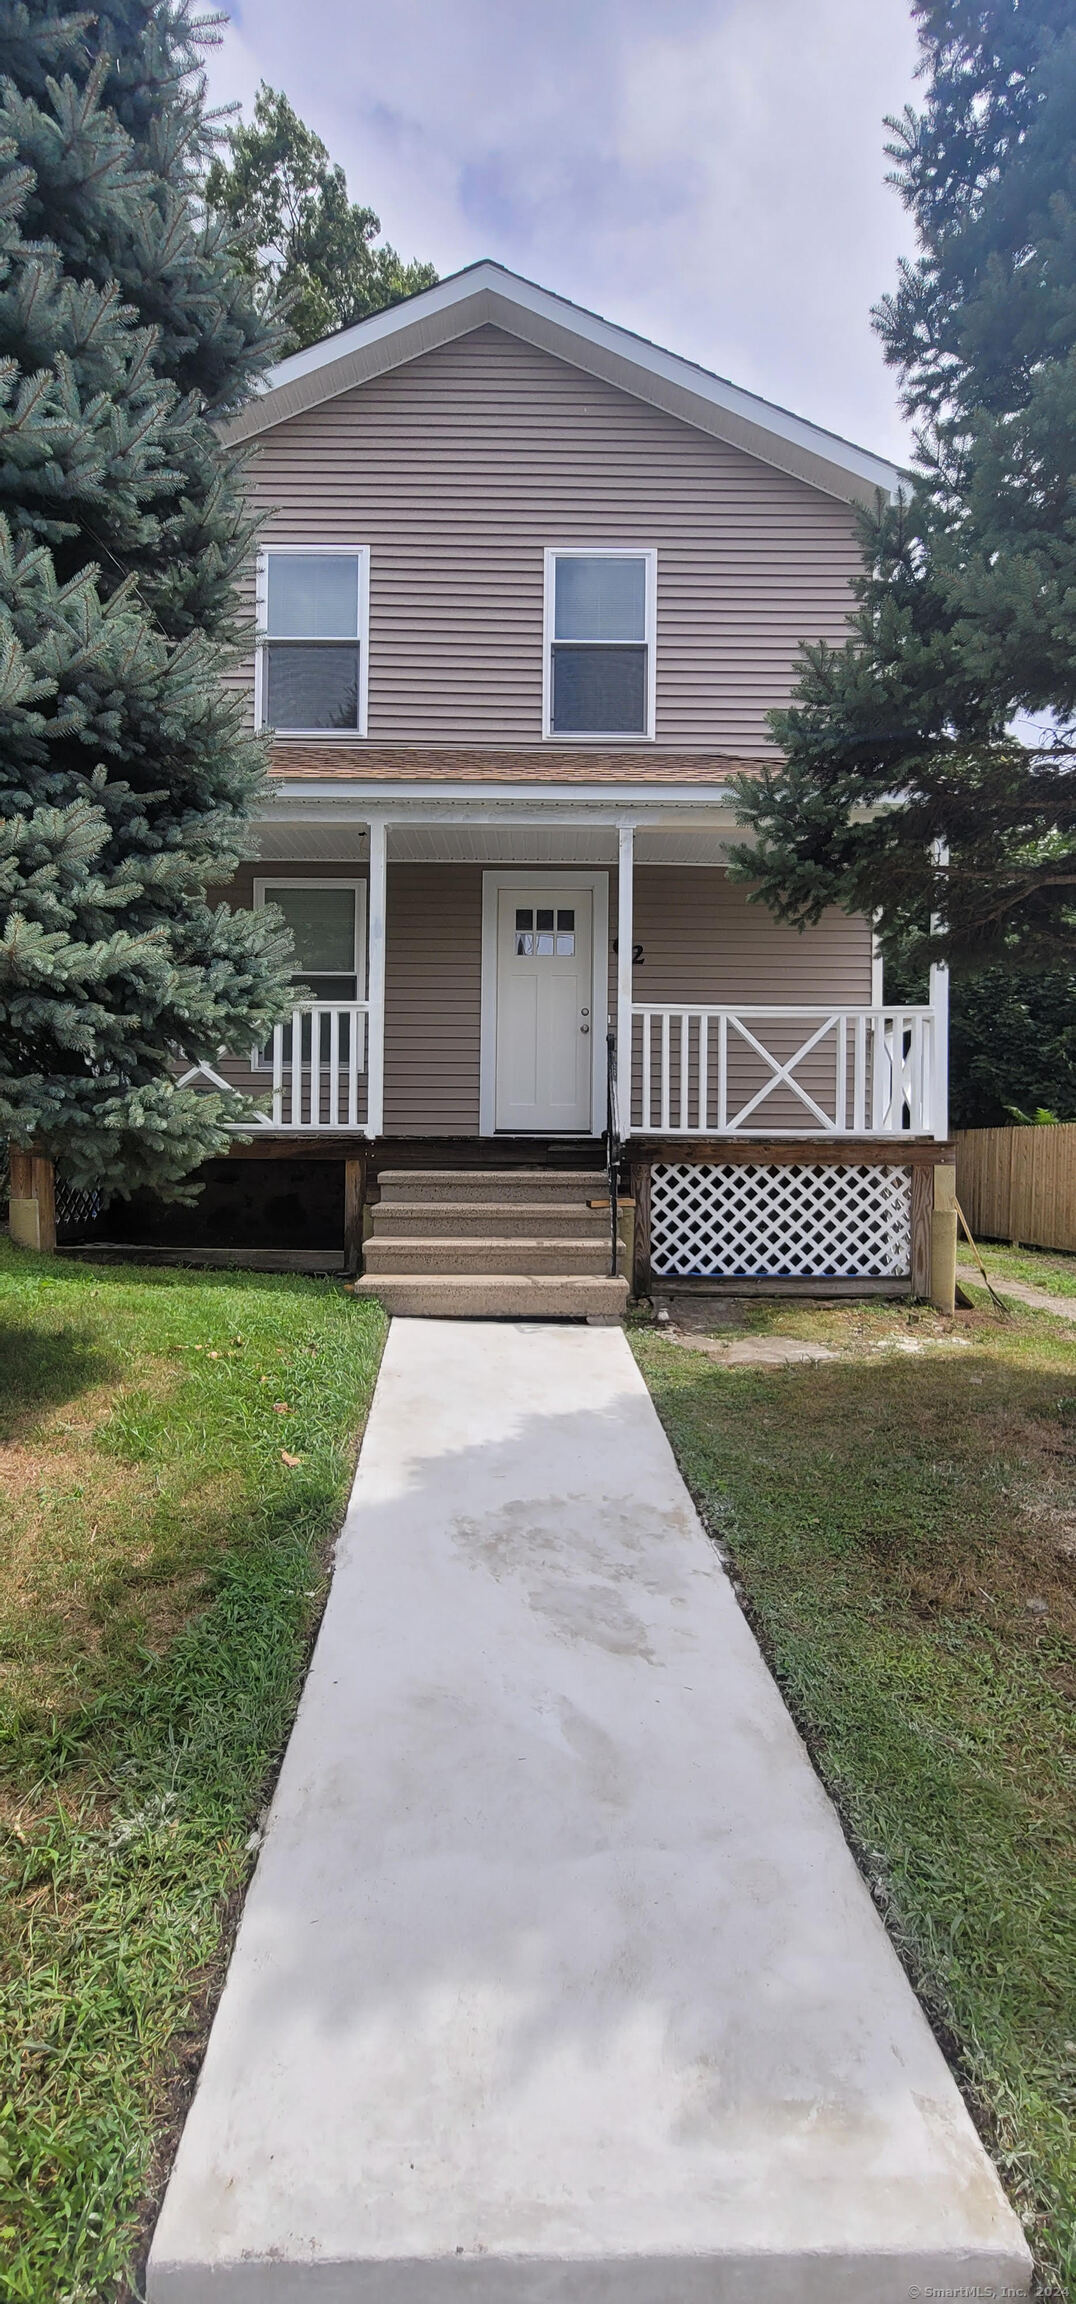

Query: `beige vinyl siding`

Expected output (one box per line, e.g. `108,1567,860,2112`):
207,863,871,1135
632,871,870,1005
236,326,863,754
384,866,483,1133
631,872,872,1136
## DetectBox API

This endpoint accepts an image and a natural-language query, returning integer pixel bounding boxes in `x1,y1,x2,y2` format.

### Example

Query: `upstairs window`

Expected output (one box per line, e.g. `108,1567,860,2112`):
257,548,368,735
544,549,655,738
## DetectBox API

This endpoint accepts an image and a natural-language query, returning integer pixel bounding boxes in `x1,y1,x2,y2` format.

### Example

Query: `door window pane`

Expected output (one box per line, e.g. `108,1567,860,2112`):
554,556,645,640
511,896,580,958
267,554,359,638
266,643,360,731
551,644,647,733
274,886,356,978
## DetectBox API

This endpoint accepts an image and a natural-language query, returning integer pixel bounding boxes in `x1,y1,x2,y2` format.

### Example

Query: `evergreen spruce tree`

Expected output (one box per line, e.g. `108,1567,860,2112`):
0,0,295,1198
730,0,1076,974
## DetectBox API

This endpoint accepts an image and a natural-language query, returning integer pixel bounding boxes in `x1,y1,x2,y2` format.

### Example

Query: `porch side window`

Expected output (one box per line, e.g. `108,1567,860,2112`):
545,550,655,738
257,549,368,734
252,880,367,1066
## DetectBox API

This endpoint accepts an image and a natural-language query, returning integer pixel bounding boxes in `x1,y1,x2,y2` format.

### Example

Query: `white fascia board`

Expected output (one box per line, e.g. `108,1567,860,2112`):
264,778,743,814
253,270,495,395
224,261,902,509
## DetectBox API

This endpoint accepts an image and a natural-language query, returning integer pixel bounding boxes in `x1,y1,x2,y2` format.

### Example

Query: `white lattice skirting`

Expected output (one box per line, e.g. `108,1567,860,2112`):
649,1163,912,1280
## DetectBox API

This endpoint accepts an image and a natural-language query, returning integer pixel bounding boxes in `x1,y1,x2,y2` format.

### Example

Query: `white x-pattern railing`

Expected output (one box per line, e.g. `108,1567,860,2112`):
177,1000,370,1131
631,1005,937,1137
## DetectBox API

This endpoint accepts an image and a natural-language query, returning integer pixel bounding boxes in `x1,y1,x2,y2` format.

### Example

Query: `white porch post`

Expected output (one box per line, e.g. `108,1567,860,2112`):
929,837,949,1141
617,822,635,1139
366,816,387,1138
929,957,949,1140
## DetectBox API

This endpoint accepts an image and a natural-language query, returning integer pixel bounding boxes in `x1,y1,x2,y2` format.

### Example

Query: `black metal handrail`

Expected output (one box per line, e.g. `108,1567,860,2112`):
606,1029,621,1279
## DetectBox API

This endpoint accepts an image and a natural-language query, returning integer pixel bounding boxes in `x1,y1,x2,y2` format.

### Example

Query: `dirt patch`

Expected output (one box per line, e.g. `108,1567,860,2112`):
661,1328,837,1367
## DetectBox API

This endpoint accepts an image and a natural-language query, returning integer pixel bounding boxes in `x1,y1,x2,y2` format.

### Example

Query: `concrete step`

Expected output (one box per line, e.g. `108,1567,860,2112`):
376,1168,606,1204
373,1198,609,1239
364,1235,612,1277
352,1272,629,1320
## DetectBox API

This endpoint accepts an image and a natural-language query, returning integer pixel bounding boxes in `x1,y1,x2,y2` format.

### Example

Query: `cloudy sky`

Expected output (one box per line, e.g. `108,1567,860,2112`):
204,0,923,465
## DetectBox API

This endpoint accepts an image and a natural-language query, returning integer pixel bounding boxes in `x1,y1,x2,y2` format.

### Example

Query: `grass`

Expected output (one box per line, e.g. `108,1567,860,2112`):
0,1238,385,2304
969,1241,1076,1302
633,1296,1076,2303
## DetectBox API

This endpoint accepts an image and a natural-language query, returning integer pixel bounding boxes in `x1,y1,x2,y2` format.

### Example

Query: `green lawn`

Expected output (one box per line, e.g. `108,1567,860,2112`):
634,1298,1076,2303
0,1239,385,2304
971,1241,1076,1302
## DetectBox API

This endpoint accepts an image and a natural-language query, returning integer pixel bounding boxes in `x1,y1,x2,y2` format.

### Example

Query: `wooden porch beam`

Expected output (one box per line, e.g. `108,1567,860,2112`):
630,1136,955,1166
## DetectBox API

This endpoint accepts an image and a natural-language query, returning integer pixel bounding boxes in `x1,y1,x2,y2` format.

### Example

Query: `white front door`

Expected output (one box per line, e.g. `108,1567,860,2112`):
494,885,594,1131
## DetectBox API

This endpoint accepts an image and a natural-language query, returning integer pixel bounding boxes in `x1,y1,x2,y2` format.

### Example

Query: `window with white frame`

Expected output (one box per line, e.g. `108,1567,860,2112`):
544,550,655,738
257,549,368,734
252,879,367,1064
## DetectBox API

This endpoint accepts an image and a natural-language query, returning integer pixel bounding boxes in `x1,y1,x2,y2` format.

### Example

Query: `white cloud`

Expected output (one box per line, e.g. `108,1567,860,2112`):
200,13,262,133
203,0,920,459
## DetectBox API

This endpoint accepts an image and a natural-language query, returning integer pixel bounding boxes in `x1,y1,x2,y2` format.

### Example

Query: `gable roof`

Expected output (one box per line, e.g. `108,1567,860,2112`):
222,260,903,511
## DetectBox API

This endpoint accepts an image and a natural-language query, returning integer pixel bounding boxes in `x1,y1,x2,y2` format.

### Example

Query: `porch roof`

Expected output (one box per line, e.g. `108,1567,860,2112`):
267,743,758,787
254,764,750,863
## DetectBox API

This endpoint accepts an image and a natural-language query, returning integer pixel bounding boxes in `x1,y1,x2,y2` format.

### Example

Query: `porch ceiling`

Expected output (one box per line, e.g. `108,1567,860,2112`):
251,818,738,866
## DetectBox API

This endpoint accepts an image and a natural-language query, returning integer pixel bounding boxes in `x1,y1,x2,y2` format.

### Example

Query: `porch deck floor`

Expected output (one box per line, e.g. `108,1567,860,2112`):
147,1321,1029,2304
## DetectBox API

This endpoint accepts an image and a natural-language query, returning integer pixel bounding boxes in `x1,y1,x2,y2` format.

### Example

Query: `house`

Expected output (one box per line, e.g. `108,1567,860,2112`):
48,262,954,1312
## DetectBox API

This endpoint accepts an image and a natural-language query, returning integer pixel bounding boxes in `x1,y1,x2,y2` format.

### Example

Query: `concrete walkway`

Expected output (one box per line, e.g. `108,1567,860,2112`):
958,1263,1076,1320
149,1321,1030,2304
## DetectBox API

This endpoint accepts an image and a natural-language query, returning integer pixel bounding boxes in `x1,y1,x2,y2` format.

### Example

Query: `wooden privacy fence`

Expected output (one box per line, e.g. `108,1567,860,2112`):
955,1124,1076,1253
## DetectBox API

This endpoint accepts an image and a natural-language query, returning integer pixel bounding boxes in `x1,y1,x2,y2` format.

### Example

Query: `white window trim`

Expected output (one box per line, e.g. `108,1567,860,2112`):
252,877,368,1070
542,547,657,743
479,869,610,1136
255,546,370,739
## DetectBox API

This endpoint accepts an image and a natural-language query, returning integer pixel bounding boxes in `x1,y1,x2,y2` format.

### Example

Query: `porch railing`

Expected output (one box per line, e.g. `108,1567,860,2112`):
261,1001,369,1130
187,997,938,1140
630,1005,938,1138
605,1028,621,1277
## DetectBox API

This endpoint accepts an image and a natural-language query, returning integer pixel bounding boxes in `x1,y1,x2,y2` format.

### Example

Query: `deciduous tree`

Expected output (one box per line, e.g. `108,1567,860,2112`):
205,83,437,351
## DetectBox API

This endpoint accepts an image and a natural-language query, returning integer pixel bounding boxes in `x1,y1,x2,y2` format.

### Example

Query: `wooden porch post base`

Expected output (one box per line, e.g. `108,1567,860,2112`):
910,1163,933,1300
630,1162,651,1298
930,1164,958,1314
343,1154,367,1276
8,1149,56,1253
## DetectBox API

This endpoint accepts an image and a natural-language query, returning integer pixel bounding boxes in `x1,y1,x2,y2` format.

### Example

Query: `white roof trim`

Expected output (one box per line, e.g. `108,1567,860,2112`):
222,261,902,510
261,779,742,815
